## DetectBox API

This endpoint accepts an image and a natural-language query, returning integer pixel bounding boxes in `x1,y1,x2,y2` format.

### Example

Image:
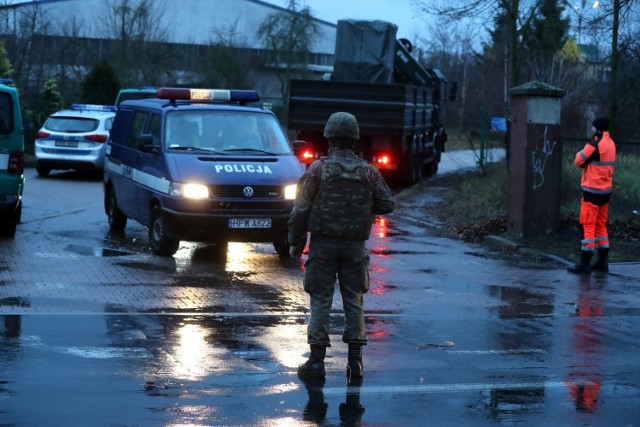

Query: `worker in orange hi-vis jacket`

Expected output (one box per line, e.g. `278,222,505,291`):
568,117,616,275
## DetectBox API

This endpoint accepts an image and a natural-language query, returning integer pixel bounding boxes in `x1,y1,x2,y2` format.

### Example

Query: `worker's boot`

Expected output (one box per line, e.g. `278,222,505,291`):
591,247,609,273
346,343,363,379
567,250,593,275
298,345,326,378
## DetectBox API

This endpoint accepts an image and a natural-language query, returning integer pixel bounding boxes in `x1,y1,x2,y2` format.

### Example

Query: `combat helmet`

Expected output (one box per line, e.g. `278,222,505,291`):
323,112,359,140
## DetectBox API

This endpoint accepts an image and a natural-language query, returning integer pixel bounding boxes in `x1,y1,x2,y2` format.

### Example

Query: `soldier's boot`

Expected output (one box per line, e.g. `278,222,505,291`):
298,345,326,378
591,247,609,273
346,343,363,379
567,250,593,275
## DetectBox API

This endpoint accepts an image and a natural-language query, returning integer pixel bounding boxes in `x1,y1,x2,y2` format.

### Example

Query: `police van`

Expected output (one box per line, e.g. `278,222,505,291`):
0,79,25,237
103,87,304,257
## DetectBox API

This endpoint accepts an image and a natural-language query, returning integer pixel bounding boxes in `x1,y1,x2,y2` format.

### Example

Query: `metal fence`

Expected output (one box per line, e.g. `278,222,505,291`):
561,138,640,222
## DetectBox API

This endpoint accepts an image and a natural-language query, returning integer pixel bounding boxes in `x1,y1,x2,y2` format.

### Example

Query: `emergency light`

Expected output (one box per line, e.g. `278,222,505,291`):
156,88,260,103
71,103,117,112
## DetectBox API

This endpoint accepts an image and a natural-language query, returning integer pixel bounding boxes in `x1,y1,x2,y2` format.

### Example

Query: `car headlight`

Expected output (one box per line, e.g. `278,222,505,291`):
169,182,210,199
284,184,297,200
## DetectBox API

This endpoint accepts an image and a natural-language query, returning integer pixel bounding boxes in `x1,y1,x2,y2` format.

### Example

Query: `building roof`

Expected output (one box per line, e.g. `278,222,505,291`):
0,0,337,54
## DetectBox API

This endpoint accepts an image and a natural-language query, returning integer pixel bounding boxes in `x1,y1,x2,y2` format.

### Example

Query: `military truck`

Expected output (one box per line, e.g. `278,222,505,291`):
288,20,454,186
0,79,24,237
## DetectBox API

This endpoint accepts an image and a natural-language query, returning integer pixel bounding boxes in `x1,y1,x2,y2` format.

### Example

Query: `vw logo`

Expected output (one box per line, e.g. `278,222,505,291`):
242,186,255,198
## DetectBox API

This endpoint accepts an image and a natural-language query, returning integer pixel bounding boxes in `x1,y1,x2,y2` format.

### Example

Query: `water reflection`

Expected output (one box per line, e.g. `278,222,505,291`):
298,375,365,426
300,377,327,422
486,382,545,420
170,322,217,381
340,377,365,426
372,216,389,239
105,311,307,385
565,281,604,413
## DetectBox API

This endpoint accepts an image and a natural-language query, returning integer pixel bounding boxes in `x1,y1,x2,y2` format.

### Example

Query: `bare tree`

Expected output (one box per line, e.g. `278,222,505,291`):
412,0,543,88
197,19,253,89
102,0,171,86
257,0,320,101
582,0,636,134
414,21,479,130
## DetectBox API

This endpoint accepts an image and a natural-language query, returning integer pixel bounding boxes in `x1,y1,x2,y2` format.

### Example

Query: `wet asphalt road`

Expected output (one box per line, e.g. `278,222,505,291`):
1,166,639,426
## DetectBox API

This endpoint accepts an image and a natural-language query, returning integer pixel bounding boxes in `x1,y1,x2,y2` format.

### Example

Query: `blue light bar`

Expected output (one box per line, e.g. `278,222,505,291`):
229,90,261,103
71,103,118,112
156,88,261,103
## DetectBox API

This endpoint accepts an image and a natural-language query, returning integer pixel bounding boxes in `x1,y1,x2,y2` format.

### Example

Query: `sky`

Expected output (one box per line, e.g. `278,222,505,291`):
262,0,432,42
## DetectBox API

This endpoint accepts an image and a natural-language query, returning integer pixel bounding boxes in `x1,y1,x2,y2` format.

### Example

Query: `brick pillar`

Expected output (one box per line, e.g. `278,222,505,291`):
507,82,565,238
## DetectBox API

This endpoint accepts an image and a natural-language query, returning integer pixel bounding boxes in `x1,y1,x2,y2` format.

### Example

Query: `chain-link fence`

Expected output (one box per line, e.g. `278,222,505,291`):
561,138,640,222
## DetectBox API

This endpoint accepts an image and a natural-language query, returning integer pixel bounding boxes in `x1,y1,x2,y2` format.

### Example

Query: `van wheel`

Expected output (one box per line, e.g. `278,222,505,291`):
0,221,16,238
274,233,306,258
36,166,51,176
149,207,179,256
273,238,290,258
107,188,127,231
0,203,21,238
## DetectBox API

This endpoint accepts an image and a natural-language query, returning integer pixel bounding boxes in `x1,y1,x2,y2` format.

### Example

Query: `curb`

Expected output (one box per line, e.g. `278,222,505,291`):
484,235,640,280
483,235,572,266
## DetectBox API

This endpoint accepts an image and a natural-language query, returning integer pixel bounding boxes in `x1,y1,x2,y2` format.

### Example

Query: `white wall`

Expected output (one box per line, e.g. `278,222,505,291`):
13,0,336,54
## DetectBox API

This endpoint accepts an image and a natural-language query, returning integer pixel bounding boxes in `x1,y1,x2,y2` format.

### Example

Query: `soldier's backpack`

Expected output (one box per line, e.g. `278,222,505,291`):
307,158,374,240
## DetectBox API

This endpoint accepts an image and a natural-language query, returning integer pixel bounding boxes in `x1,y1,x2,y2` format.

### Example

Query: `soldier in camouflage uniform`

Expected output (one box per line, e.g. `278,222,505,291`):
288,112,396,380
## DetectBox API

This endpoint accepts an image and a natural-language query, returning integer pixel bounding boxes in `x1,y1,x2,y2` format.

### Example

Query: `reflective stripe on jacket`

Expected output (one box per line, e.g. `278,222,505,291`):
574,132,616,194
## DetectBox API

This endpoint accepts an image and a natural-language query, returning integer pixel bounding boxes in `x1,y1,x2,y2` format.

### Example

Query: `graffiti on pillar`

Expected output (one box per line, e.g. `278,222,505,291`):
531,125,557,189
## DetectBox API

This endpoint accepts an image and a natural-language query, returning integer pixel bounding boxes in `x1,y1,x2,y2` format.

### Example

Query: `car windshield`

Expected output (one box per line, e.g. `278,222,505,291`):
165,110,292,155
45,117,99,133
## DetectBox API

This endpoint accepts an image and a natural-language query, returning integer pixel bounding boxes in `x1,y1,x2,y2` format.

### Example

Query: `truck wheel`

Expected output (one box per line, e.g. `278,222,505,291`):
106,188,127,231
400,152,418,186
423,161,434,177
149,207,179,256
433,153,440,174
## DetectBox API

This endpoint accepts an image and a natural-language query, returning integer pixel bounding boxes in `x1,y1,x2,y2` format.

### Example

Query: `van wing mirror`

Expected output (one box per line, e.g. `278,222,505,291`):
292,140,308,156
138,134,159,153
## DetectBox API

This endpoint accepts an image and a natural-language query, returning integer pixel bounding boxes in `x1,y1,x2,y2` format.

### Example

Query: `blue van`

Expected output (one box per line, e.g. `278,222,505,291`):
103,87,304,257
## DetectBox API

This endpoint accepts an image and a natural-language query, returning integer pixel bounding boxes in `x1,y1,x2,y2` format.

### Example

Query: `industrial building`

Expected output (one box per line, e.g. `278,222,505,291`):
0,0,338,101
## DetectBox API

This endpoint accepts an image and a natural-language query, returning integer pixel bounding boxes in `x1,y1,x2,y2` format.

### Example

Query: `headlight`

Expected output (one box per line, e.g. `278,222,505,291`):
284,184,297,200
169,182,210,199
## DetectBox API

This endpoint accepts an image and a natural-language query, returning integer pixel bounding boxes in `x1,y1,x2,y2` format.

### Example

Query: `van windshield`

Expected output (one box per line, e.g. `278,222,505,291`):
165,110,292,155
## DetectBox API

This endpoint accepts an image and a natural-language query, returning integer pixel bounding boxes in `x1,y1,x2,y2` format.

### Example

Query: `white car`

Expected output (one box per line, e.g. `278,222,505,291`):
35,104,116,176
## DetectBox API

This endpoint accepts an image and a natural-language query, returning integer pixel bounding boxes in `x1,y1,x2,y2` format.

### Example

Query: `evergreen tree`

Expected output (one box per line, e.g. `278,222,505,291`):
522,0,570,80
0,40,13,79
42,78,64,118
81,59,121,105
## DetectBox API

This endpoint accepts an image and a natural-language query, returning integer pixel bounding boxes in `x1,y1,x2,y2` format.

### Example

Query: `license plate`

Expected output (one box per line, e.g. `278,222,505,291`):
55,140,78,147
228,218,272,229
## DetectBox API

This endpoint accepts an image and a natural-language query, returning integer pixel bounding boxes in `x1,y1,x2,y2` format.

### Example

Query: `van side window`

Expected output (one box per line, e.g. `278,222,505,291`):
125,111,149,149
149,113,161,146
0,93,13,134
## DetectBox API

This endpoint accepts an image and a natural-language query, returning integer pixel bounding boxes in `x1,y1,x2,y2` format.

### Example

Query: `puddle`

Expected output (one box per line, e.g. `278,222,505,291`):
66,244,133,257
369,249,438,256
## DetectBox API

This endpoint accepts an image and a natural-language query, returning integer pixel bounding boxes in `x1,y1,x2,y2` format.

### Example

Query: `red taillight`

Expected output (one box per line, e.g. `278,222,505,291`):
376,155,391,165
85,134,108,143
36,131,50,139
301,150,315,162
8,151,24,174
